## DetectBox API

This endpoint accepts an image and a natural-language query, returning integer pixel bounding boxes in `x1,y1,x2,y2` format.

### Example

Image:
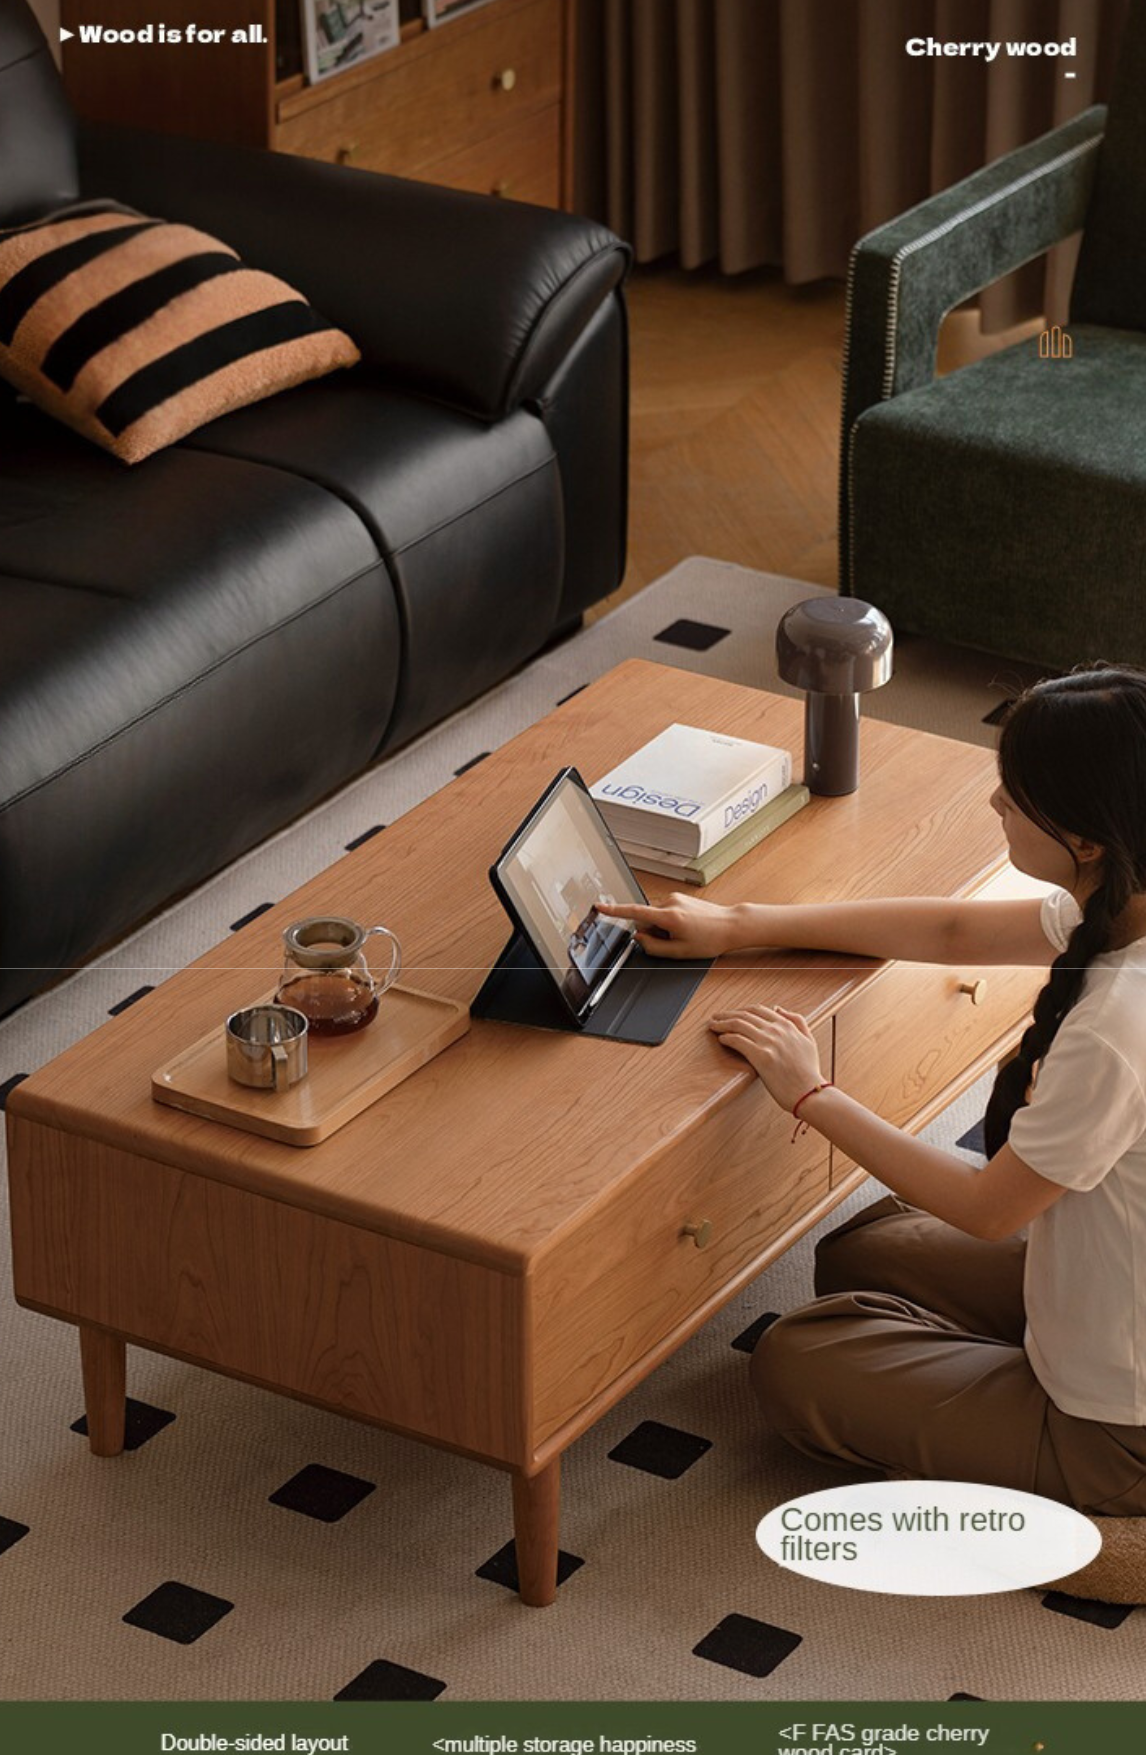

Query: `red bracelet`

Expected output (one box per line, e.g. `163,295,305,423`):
791,1080,834,1142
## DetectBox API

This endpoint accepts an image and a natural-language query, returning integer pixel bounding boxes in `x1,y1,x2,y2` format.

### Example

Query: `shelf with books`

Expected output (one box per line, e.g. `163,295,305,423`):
298,2,402,86
278,1,423,82
61,0,571,208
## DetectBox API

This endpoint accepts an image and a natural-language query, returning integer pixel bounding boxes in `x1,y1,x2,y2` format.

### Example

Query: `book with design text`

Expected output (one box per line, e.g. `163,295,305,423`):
591,723,793,856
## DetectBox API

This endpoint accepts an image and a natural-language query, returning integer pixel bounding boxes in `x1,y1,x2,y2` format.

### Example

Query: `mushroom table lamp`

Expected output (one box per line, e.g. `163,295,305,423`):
776,598,894,796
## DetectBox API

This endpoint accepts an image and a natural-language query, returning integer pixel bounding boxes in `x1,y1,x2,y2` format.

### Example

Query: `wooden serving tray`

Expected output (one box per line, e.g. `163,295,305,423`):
152,986,469,1146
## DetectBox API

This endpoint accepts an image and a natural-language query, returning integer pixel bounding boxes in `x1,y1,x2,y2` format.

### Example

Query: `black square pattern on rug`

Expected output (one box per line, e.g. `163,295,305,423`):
731,1311,782,1355
653,618,731,652
981,699,1014,727
108,985,154,1016
608,1419,712,1480
334,1658,447,1701
345,823,386,851
956,1116,987,1154
269,1463,376,1523
122,1581,233,1645
71,1397,175,1452
1041,1590,1135,1630
693,1612,802,1678
0,1073,29,1111
454,751,490,777
229,901,274,931
476,1539,584,1593
0,1516,30,1556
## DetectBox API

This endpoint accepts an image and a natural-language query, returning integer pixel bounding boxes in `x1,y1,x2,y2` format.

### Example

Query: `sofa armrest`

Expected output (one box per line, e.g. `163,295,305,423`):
77,122,630,423
843,106,1105,429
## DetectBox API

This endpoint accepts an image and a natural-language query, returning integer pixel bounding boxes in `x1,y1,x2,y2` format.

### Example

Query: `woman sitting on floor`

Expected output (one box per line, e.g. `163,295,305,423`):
599,665,1146,1514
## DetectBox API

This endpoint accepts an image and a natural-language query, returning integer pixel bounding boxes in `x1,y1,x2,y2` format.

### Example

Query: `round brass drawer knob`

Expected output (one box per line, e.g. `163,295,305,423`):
491,180,511,197
959,978,987,1006
494,66,518,91
337,143,358,165
682,1219,713,1250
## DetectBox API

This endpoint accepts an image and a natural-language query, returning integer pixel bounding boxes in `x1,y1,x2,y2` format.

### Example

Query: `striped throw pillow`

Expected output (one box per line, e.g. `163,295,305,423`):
0,201,361,464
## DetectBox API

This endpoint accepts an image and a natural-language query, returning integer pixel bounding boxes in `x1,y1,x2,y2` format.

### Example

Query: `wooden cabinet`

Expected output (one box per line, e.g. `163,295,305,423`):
60,0,571,209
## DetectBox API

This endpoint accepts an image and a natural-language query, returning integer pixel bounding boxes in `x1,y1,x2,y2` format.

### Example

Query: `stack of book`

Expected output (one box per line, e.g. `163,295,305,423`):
590,723,809,885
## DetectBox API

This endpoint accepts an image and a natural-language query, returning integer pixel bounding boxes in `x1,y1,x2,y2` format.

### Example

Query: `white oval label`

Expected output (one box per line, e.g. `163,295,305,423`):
756,1479,1101,1595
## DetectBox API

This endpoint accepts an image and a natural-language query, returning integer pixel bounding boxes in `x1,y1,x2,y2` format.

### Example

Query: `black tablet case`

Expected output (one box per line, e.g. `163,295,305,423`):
472,931,712,1045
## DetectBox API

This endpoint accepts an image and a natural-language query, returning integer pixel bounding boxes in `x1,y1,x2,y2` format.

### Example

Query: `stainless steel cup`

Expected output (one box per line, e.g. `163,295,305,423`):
225,1004,309,1091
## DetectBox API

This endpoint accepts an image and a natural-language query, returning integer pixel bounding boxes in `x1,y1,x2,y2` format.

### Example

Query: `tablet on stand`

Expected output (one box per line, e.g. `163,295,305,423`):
472,768,712,1046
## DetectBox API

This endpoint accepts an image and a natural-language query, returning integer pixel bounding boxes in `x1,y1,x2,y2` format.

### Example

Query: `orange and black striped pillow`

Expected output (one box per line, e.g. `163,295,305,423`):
0,201,360,464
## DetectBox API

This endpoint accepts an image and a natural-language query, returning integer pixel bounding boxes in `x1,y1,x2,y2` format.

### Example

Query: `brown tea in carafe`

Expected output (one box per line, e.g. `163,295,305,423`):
278,915,402,1036
276,972,379,1036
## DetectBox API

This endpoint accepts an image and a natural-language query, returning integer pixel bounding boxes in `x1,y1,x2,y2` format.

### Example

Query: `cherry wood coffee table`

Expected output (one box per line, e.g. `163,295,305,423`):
6,661,1043,1605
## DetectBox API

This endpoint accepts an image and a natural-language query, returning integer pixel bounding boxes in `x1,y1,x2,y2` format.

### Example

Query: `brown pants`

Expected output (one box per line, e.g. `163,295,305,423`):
751,1195,1146,1515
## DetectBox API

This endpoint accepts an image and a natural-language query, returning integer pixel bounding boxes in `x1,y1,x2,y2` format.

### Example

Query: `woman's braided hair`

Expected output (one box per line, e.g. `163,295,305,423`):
982,665,1146,1159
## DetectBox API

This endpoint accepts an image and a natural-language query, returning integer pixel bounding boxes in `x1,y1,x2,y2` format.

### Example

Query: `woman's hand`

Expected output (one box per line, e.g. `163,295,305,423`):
596,894,742,959
708,1004,824,1111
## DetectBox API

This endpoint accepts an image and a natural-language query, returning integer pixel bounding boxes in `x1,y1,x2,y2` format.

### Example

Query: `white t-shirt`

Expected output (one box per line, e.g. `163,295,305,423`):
1009,888,1146,1423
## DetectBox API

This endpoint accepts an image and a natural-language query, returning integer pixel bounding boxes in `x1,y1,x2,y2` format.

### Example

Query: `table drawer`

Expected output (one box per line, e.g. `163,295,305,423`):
836,958,1042,1133
530,1022,832,1447
275,0,561,181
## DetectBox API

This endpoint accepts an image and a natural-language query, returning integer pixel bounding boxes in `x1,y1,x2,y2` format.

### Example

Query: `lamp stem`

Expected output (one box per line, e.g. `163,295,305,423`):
805,692,861,796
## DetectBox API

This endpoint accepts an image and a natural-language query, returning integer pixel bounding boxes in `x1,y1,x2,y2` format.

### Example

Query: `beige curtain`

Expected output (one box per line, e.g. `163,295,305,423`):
573,0,1131,323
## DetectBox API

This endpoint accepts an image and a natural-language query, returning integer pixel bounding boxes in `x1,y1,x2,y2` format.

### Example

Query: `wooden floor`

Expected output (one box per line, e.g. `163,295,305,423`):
592,264,1041,622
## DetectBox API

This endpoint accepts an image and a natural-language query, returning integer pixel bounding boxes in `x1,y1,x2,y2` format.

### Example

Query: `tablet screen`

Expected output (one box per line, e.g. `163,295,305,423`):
494,770,646,1019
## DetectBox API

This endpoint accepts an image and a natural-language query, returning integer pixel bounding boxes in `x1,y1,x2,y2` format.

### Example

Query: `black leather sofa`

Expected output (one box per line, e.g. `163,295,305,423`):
0,1,629,1018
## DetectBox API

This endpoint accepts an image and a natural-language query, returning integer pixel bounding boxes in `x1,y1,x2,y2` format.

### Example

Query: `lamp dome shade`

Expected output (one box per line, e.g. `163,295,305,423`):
776,598,893,695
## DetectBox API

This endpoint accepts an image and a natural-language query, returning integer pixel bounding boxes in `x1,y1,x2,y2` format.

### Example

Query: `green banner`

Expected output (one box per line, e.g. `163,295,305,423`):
0,1700,1143,1755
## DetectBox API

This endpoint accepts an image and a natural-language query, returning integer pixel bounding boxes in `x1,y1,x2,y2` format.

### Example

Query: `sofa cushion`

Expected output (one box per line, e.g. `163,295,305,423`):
0,397,402,1013
185,376,565,747
0,201,360,462
848,324,1146,670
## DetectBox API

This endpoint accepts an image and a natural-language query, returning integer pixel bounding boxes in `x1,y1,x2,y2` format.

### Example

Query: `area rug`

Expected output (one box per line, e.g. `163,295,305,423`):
1,560,1137,1704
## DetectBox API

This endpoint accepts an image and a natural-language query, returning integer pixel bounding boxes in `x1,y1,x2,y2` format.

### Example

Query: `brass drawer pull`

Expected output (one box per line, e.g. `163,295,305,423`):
493,67,518,91
682,1219,713,1250
491,180,511,197
958,978,987,1006
337,142,358,166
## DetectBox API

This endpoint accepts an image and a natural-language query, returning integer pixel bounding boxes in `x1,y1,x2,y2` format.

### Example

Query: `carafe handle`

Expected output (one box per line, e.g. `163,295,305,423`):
365,925,402,995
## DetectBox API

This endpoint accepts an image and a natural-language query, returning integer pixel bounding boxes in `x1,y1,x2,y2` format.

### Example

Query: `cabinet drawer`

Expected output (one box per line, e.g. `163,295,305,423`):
836,958,1042,1133
414,105,561,206
530,1022,832,1447
275,0,561,181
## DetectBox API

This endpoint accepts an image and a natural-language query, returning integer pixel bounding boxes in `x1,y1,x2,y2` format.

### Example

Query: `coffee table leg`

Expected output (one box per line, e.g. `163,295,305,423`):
79,1325,126,1456
512,1459,561,1607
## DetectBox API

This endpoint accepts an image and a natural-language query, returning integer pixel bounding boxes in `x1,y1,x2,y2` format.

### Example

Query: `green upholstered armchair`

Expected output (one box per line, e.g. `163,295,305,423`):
841,21,1146,671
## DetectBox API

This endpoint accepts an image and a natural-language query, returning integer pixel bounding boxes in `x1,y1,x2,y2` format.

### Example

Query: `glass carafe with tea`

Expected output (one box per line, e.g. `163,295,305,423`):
277,916,402,1036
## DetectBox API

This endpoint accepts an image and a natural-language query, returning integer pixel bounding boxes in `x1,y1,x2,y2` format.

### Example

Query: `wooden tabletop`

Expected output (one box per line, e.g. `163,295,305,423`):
9,661,1008,1269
